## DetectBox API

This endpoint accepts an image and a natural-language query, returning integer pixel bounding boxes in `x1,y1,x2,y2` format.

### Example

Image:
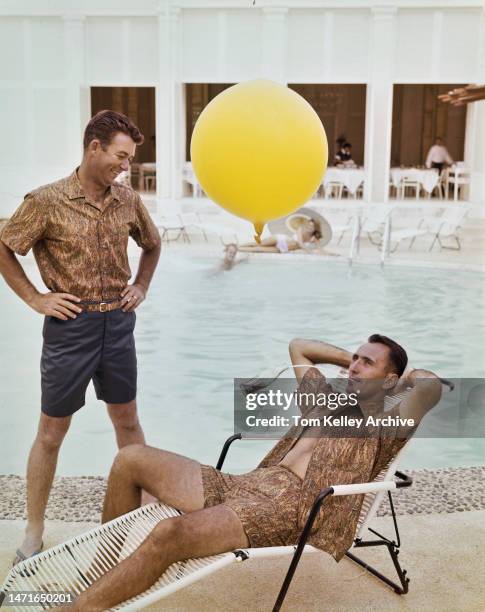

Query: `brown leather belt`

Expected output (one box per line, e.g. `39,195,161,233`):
80,300,122,313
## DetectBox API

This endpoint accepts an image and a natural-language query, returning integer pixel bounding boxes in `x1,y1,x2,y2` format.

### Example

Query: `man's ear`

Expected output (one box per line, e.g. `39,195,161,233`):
88,139,102,155
383,373,398,391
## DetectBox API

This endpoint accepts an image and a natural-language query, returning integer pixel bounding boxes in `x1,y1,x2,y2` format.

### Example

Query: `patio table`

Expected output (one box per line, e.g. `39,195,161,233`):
323,168,365,196
390,168,439,195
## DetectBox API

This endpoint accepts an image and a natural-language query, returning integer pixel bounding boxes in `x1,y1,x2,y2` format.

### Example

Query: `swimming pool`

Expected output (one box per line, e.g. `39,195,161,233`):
1,255,484,475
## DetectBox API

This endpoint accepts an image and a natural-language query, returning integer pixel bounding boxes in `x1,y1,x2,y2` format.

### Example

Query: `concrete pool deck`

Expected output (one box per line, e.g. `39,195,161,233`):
142,196,485,271
1,512,484,611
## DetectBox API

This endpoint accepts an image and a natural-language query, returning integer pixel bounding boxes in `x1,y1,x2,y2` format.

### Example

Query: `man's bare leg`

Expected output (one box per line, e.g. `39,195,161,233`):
106,400,145,448
14,413,71,563
107,400,157,505
102,444,206,522
62,505,248,612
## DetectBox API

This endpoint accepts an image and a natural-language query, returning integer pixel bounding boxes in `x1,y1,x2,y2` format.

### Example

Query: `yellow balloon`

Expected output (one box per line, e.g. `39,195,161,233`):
190,79,328,240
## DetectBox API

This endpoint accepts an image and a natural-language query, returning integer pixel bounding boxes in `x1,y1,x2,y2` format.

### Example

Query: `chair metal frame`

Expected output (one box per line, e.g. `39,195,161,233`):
216,433,412,612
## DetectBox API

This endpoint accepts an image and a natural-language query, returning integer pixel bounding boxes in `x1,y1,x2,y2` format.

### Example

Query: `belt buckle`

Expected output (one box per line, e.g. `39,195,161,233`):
99,302,108,313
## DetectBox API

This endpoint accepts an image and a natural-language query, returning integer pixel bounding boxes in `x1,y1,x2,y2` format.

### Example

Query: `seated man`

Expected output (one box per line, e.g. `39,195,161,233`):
59,335,441,612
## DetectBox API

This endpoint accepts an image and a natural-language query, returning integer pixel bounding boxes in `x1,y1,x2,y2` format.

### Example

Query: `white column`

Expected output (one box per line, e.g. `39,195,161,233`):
364,7,397,203
261,7,288,83
465,7,485,204
157,2,181,203
62,14,87,169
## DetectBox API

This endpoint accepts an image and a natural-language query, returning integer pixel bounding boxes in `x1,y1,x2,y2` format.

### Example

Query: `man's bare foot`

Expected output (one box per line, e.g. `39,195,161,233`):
13,530,44,566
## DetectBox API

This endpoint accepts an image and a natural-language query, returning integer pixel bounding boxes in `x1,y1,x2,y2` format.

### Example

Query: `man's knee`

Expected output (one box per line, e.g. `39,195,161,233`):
109,401,140,432
111,444,146,477
149,516,186,552
36,415,71,451
111,444,147,483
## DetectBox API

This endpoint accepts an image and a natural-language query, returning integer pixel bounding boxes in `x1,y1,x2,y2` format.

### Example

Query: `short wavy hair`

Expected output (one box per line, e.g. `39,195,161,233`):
83,110,144,151
368,334,408,377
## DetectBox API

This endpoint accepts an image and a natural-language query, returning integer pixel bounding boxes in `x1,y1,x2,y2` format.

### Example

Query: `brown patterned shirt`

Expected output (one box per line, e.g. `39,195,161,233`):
258,368,409,561
0,170,160,301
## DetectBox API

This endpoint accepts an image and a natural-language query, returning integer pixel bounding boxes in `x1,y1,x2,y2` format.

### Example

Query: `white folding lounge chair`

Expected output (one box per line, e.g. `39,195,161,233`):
330,215,354,245
387,218,430,252
425,206,468,251
1,371,452,612
179,213,238,244
157,215,189,243
361,207,393,247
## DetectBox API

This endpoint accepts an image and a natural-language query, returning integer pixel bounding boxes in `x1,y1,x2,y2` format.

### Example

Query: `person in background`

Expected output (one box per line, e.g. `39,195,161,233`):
238,216,322,254
219,243,246,271
425,137,453,173
335,143,354,167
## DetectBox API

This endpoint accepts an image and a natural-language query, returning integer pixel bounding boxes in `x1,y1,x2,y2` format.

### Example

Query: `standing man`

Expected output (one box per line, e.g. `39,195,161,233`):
425,136,454,173
0,110,161,564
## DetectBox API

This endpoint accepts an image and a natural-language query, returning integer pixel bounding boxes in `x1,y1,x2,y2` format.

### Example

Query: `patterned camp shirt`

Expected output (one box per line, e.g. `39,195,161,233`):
0,170,160,301
257,367,410,561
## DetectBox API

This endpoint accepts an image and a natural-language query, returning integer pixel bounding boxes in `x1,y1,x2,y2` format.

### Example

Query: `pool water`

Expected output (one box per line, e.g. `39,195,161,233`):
1,256,484,475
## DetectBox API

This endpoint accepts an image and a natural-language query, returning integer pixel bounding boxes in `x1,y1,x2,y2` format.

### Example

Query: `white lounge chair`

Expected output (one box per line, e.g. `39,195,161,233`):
0,454,413,612
157,215,189,243
330,215,354,245
179,213,238,244
360,207,393,247
425,206,468,251
1,369,452,612
375,207,467,253
388,219,430,252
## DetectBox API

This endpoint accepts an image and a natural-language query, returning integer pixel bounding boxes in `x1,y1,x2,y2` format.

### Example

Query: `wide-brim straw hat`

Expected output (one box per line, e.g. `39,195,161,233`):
268,206,332,248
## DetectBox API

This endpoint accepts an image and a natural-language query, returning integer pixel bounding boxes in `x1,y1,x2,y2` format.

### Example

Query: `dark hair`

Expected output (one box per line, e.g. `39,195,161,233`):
310,218,322,240
368,334,408,377
83,110,144,151
344,142,352,148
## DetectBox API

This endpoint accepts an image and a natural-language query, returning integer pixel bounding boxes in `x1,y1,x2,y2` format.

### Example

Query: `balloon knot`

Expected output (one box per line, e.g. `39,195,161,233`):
253,222,264,244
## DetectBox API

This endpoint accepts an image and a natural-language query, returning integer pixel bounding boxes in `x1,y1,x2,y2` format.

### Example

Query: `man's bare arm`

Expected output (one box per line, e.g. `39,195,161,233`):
120,241,161,311
0,241,81,319
389,368,442,426
289,338,352,385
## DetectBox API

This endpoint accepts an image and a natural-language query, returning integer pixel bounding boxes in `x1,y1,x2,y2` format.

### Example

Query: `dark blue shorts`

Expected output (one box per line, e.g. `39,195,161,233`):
40,310,137,417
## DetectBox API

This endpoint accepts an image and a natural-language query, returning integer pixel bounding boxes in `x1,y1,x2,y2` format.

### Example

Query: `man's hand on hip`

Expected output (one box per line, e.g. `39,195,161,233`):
29,292,82,320
120,283,146,312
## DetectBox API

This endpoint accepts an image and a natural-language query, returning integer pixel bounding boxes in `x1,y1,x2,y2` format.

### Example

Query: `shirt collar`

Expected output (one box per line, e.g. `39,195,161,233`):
65,168,121,202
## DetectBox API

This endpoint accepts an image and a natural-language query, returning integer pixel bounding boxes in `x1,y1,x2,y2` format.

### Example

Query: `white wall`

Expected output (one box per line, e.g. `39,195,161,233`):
0,0,484,216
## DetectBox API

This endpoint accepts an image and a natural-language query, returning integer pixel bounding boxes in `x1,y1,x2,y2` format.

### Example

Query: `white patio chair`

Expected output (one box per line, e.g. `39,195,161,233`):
397,178,420,200
323,181,344,199
144,175,156,192
445,166,470,202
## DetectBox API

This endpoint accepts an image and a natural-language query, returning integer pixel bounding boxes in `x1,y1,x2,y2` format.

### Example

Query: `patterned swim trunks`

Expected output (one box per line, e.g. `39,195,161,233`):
200,464,303,548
